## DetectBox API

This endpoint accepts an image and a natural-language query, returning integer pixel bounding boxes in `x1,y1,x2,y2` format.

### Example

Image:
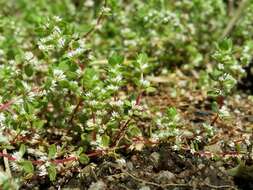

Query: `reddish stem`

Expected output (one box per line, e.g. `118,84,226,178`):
111,119,131,147
135,93,142,106
0,152,16,161
0,100,15,111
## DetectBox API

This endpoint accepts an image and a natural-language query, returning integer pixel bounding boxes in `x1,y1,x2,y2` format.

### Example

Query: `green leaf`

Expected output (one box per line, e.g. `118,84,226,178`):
137,53,148,66
76,147,83,156
227,163,253,180
79,153,90,165
211,102,219,113
128,125,141,137
48,144,57,159
166,107,177,119
207,89,221,98
218,38,232,51
48,164,57,181
146,86,156,93
58,61,70,71
24,64,34,77
108,54,124,66
82,68,100,90
33,119,45,128
101,134,110,147
20,160,34,174
23,100,33,114
0,135,8,143
19,144,26,157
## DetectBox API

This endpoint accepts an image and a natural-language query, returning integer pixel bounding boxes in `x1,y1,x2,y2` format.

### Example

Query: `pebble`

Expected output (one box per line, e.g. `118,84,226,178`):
126,161,134,171
139,186,151,190
150,152,160,165
88,180,106,190
198,163,205,170
157,170,175,182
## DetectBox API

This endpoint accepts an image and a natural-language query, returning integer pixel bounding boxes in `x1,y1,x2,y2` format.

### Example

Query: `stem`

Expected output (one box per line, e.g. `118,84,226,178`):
92,111,96,124
0,100,15,111
211,113,219,126
111,119,131,147
221,0,249,39
228,0,234,16
82,0,108,39
69,98,83,124
3,149,12,177
135,92,142,106
91,111,97,141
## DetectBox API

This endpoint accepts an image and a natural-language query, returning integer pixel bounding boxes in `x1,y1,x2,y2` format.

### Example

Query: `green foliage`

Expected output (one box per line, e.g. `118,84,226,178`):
0,171,19,190
209,39,239,97
19,160,34,174
152,107,181,139
79,154,90,165
47,164,57,181
0,0,253,186
48,144,57,159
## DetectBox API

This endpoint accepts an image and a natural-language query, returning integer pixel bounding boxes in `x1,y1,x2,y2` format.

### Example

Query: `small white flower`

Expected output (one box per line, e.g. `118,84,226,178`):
110,100,123,107
140,79,150,88
84,0,94,7
219,106,230,118
53,26,61,34
116,158,126,166
195,136,202,142
172,144,180,151
9,60,15,65
53,16,62,22
12,152,22,161
107,84,119,91
38,44,47,51
90,100,98,106
28,91,37,100
0,113,5,124
38,164,48,176
58,38,65,48
67,47,84,58
217,63,224,70
112,75,122,83
87,119,95,128
228,141,235,147
121,28,131,35
85,92,92,98
53,69,66,81
50,80,57,90
111,111,119,118
102,7,111,13
24,52,34,61
190,148,196,154
140,63,149,71
10,162,21,171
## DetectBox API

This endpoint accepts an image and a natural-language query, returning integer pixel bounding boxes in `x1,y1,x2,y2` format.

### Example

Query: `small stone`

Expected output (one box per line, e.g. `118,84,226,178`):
126,161,134,171
157,170,175,182
88,180,106,190
131,155,138,162
150,152,160,165
198,163,205,170
181,130,194,138
139,186,151,190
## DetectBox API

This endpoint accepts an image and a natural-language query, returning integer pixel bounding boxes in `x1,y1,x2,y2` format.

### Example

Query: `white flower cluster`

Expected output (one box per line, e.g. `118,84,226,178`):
219,105,230,119
53,69,66,81
38,18,67,52
84,0,94,7
0,113,6,125
67,47,85,58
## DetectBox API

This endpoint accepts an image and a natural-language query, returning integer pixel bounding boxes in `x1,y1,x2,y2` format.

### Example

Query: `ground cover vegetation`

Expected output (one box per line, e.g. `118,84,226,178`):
0,0,253,189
